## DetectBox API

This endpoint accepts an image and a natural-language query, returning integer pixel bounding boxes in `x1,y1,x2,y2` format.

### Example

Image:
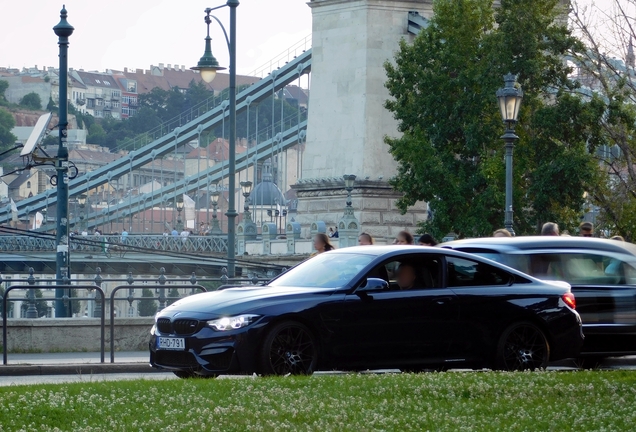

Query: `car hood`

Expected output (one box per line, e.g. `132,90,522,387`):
159,285,336,316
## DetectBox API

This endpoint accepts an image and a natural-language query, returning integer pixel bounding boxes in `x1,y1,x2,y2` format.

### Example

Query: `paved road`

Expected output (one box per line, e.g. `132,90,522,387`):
5,351,148,365
0,372,176,386
1,352,635,387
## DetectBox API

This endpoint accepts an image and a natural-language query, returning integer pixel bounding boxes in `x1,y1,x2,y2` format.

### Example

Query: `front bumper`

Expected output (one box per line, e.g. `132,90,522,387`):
149,325,264,376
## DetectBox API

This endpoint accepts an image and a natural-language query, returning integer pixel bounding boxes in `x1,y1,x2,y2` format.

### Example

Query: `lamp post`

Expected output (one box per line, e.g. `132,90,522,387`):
41,207,47,228
240,181,253,221
192,0,239,276
53,6,74,317
343,174,356,215
78,193,87,233
210,190,223,234
176,195,184,231
496,73,524,236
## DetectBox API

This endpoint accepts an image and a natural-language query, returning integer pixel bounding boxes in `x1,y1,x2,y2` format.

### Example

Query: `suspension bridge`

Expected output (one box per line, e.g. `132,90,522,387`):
0,48,312,231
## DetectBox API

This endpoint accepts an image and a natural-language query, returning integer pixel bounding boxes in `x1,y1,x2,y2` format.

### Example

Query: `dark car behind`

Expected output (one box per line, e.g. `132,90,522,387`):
443,237,636,358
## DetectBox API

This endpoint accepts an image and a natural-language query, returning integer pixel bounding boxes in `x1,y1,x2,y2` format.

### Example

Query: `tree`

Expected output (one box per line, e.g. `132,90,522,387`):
167,287,180,306
0,287,14,316
384,0,602,238
569,0,636,239
46,97,58,113
0,80,8,106
0,108,17,152
137,288,157,317
87,123,107,145
20,289,49,318
19,92,42,110
70,288,81,316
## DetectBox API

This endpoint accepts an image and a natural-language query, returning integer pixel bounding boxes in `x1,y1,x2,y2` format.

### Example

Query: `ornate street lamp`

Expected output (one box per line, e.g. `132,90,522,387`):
41,207,48,227
176,195,184,231
343,174,356,215
192,0,239,276
210,190,223,235
496,73,523,236
53,6,74,317
240,180,253,220
78,193,87,233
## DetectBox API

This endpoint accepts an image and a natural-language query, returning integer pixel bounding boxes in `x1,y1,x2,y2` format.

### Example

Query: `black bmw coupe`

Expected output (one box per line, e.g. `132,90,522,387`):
149,246,583,377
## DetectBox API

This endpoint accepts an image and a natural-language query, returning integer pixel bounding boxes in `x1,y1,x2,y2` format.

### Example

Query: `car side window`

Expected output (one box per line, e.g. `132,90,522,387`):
446,256,510,287
365,256,440,290
528,253,636,286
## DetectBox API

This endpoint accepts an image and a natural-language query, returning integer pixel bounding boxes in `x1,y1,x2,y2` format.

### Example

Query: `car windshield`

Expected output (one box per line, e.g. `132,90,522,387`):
269,252,375,289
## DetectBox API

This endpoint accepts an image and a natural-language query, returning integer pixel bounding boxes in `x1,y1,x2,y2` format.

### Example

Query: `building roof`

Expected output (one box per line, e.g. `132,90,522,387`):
72,71,120,89
7,171,33,188
282,85,309,106
69,148,121,165
120,65,259,94
204,138,248,162
249,165,285,206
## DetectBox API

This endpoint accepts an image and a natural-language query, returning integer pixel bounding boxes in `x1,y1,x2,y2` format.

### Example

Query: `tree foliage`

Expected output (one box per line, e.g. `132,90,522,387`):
19,92,42,111
384,0,603,238
0,80,8,106
20,289,49,318
0,287,14,316
0,108,17,152
137,288,157,317
570,0,636,240
87,80,306,150
166,288,180,306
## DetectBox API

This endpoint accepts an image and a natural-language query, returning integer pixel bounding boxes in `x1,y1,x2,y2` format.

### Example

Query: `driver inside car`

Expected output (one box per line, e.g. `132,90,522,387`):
396,263,418,290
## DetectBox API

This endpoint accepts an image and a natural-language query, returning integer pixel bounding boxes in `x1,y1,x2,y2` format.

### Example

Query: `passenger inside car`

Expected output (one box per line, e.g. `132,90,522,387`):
366,257,440,290
396,263,419,290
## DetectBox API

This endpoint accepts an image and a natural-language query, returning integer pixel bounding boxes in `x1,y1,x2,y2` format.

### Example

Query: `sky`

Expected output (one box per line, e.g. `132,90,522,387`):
1,0,312,76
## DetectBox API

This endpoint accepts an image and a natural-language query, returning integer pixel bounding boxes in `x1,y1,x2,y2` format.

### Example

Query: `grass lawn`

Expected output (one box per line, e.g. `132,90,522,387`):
1,371,635,431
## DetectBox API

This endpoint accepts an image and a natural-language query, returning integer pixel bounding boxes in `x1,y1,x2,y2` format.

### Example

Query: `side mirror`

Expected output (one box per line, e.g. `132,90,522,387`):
357,277,389,293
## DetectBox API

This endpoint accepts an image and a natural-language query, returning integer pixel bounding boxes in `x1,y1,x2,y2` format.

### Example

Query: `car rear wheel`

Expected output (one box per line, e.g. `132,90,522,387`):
258,321,318,376
496,322,550,371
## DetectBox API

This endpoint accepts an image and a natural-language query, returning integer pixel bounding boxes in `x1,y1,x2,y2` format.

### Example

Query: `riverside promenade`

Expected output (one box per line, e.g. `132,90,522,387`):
0,351,153,377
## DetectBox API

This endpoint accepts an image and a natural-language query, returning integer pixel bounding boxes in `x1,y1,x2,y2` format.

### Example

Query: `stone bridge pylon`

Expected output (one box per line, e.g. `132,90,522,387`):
295,0,433,240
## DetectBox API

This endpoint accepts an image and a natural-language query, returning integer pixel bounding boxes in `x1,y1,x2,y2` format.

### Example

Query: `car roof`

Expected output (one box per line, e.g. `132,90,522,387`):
442,236,636,257
326,244,551,284
330,245,448,256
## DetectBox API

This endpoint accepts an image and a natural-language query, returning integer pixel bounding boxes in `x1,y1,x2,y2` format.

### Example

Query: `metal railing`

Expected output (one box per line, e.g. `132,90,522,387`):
0,266,275,365
0,234,229,254
2,284,105,365
247,34,312,78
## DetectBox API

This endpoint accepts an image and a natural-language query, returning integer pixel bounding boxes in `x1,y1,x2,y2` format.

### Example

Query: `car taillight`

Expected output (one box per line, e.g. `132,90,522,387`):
562,292,576,310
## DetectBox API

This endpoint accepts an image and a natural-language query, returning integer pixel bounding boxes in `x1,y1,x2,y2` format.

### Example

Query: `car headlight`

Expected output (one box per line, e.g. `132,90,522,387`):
207,314,259,331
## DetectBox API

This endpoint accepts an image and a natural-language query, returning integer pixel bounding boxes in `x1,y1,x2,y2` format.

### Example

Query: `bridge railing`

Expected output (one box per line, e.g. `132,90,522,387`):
0,266,277,365
0,234,229,254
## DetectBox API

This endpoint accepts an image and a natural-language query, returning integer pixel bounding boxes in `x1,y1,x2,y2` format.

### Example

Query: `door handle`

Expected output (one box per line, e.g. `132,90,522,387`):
434,296,453,305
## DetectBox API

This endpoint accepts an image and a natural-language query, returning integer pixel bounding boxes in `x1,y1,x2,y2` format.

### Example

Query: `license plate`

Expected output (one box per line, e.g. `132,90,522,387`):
157,337,185,350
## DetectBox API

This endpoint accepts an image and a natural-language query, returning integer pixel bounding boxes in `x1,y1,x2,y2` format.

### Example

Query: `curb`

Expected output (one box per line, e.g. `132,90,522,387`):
0,363,162,377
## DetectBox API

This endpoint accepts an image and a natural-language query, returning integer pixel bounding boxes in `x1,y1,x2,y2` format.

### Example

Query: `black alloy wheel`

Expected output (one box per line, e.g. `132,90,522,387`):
259,321,318,375
496,322,550,371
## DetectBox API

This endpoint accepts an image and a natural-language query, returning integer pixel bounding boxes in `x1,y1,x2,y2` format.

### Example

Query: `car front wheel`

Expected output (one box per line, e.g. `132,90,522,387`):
258,321,318,376
495,322,550,371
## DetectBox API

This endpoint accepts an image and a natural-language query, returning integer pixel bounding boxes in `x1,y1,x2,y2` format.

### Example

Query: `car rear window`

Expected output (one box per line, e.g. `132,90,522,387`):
446,256,513,287
453,248,531,274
